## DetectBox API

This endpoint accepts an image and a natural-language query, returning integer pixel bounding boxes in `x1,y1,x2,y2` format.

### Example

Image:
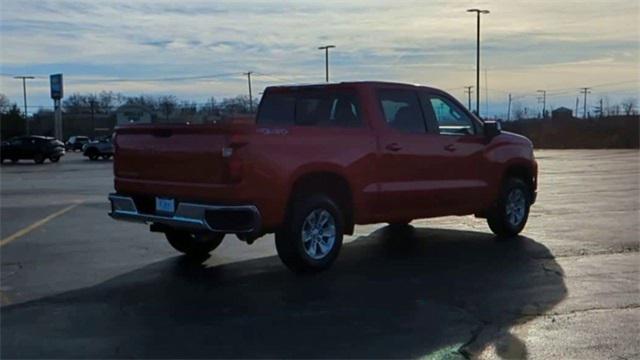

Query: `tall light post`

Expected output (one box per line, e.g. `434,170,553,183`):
318,45,335,82
243,71,254,112
467,9,489,117
14,75,35,134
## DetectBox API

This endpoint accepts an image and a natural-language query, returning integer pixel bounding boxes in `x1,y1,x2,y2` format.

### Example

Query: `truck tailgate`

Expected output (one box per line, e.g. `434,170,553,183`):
114,124,243,185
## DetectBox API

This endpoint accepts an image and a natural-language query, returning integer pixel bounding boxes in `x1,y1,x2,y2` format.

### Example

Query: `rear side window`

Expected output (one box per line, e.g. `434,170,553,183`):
377,90,426,133
295,90,361,127
258,89,361,127
257,92,295,125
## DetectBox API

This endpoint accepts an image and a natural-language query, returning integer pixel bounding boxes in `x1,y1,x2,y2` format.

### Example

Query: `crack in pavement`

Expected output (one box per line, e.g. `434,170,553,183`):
529,246,639,260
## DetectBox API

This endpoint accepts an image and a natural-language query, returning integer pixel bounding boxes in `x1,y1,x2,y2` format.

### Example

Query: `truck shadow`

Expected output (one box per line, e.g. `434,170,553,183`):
1,226,566,359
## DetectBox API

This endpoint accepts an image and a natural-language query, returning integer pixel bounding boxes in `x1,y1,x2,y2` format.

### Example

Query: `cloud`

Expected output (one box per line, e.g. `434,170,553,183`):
0,0,638,114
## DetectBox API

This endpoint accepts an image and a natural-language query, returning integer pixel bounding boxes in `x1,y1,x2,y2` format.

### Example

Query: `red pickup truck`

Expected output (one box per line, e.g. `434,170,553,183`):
109,81,537,272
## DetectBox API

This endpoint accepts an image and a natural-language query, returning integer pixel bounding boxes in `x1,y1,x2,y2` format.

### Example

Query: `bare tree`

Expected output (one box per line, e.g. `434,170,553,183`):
219,95,256,114
97,91,124,114
512,102,525,120
621,98,637,116
0,93,11,113
63,93,89,113
158,95,178,121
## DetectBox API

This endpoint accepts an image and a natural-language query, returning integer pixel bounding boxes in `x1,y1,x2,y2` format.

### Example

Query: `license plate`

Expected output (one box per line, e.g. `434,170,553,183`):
155,197,175,214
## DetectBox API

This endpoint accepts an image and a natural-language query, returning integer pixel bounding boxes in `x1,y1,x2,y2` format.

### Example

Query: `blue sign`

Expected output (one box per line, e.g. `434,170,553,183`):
50,74,63,99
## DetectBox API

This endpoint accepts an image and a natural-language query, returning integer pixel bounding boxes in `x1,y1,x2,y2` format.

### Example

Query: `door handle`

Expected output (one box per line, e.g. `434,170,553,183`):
385,143,402,152
444,144,456,152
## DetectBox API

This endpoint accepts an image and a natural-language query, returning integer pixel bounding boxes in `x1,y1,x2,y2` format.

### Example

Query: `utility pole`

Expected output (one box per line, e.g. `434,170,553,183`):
599,98,604,118
243,71,254,113
88,97,97,137
537,90,546,119
594,98,604,118
507,93,512,121
575,97,580,118
467,8,489,116
318,45,335,82
464,86,474,111
580,87,591,119
14,75,35,135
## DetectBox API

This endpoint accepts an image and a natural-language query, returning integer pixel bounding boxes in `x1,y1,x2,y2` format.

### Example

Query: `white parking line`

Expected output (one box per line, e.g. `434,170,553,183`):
0,201,84,247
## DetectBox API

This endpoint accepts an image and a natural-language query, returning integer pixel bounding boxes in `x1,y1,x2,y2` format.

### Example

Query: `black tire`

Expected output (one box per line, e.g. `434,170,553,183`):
11,158,18,164
50,156,60,163
87,149,99,160
33,153,45,164
275,194,344,273
487,177,531,238
165,230,224,256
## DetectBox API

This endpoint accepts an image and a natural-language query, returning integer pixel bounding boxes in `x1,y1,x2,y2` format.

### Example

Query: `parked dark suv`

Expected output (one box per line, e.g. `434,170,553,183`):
83,136,114,160
1,136,66,164
65,135,90,151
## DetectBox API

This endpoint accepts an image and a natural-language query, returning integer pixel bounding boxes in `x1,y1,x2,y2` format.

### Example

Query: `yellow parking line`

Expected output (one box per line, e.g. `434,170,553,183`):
0,201,83,247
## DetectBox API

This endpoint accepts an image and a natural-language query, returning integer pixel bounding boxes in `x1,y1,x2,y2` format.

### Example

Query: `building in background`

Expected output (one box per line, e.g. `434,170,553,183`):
116,104,153,125
552,107,573,121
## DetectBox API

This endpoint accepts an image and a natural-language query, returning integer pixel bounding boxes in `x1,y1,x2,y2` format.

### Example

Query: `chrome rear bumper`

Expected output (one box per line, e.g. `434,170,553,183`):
108,194,261,234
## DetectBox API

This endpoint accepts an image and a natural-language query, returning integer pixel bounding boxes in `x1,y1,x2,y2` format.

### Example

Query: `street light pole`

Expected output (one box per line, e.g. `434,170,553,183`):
318,45,335,82
467,9,489,117
14,75,35,135
243,71,254,112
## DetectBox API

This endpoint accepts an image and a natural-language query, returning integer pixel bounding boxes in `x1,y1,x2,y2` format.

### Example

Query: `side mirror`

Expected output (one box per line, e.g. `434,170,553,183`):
484,120,501,140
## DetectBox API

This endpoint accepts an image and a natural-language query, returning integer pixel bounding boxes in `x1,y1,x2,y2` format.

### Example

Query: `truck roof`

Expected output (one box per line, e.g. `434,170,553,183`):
265,81,445,93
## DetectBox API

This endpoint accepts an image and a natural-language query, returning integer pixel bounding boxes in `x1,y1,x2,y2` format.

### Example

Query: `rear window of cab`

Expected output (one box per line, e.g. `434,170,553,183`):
257,88,362,128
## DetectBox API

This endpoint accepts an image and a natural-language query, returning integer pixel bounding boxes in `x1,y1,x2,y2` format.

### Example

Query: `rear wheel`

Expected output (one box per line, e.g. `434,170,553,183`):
487,178,531,238
33,153,45,164
275,194,344,273
50,156,60,163
165,230,224,256
87,149,99,160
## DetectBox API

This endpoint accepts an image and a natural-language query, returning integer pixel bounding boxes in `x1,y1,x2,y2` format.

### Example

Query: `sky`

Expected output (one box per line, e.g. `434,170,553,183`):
1,0,639,118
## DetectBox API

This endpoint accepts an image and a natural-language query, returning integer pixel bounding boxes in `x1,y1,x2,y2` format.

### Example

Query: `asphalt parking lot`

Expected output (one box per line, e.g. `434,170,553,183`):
1,150,638,359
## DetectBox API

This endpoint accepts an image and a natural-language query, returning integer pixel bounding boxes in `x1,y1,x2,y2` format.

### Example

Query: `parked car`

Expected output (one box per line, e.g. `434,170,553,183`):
83,136,114,160
1,136,65,164
65,135,90,151
109,81,538,272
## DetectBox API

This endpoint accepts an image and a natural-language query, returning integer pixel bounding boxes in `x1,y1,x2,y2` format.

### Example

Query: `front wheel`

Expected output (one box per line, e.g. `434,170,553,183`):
275,194,344,273
33,153,45,164
50,156,60,163
165,231,224,256
487,178,531,238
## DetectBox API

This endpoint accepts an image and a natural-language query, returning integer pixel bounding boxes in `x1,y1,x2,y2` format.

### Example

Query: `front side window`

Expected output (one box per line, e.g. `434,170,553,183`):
426,95,476,135
377,89,426,133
